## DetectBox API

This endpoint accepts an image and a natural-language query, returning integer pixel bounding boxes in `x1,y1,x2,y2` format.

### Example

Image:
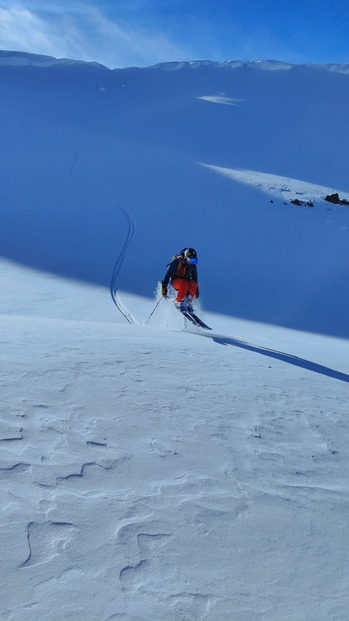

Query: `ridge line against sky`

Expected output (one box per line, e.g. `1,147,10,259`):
0,0,349,69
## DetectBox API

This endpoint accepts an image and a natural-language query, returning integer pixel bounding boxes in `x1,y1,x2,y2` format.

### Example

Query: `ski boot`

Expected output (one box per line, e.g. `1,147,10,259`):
178,302,187,312
185,299,194,313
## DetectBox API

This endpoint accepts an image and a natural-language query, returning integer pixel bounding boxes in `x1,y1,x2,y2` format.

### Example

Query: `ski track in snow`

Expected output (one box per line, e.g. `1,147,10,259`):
1,262,349,620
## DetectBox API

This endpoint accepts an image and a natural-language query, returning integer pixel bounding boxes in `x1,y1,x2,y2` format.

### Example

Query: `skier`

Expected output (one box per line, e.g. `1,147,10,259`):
161,248,199,312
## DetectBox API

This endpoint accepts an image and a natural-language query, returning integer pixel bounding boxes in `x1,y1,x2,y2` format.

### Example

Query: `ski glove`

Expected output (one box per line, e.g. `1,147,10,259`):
161,286,168,296
195,288,200,298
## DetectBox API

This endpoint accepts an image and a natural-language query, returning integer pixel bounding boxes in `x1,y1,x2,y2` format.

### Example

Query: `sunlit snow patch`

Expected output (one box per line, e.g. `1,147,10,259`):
248,60,293,71
200,163,349,201
198,95,244,106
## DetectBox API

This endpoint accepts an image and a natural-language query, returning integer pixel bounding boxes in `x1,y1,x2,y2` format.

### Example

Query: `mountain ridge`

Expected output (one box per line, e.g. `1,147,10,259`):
2,49,349,73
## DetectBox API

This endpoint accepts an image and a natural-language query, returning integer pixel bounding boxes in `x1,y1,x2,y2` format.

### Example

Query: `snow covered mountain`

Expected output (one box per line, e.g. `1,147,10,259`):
1,51,349,621
1,50,349,336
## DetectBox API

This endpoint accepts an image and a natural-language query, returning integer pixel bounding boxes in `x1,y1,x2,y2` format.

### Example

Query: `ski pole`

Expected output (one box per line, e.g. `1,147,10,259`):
146,296,164,323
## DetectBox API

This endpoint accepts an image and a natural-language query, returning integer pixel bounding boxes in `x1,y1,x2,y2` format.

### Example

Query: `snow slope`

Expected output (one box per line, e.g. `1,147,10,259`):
1,51,349,336
1,259,349,621
1,51,349,620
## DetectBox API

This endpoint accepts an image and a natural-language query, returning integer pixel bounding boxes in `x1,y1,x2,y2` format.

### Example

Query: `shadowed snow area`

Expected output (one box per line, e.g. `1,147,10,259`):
0,51,349,336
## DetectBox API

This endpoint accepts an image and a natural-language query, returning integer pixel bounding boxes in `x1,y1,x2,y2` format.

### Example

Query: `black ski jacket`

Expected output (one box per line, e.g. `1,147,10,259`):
162,257,198,288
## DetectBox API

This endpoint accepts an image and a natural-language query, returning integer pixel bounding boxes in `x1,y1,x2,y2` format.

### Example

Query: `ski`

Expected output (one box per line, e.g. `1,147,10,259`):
164,296,211,330
179,308,199,325
184,310,212,330
176,306,212,330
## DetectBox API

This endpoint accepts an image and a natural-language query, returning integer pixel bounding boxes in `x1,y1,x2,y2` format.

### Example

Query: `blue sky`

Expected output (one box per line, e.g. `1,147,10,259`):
0,0,349,68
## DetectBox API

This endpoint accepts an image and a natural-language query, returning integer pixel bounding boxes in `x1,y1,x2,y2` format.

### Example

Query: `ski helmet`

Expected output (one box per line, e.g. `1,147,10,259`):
182,248,198,263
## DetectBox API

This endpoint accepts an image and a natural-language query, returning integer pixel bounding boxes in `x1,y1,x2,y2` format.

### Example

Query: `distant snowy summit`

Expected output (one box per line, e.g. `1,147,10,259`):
150,59,296,71
0,50,107,70
151,59,349,74
1,50,349,74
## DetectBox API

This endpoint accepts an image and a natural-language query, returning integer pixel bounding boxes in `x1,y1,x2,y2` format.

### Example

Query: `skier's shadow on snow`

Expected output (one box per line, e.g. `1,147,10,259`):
204,334,349,383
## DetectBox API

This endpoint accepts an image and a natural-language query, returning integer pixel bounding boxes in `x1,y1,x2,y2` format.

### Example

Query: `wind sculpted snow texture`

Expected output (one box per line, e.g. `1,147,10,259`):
1,259,349,621
1,52,349,336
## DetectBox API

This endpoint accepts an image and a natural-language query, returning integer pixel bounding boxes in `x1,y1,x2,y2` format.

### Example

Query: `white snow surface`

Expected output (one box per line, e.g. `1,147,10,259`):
201,164,349,201
1,260,349,621
197,95,245,106
1,51,349,620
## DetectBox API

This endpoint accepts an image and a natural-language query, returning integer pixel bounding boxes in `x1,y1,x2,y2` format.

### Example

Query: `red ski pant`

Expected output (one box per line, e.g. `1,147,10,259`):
171,278,198,302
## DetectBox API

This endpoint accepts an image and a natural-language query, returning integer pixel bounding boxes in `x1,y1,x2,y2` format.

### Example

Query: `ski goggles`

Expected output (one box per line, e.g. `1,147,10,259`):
188,257,198,264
